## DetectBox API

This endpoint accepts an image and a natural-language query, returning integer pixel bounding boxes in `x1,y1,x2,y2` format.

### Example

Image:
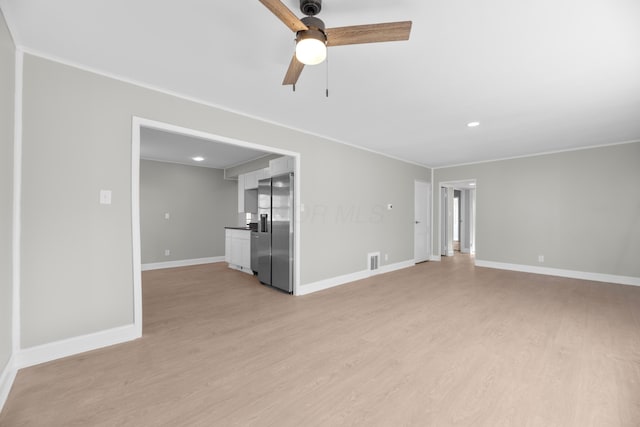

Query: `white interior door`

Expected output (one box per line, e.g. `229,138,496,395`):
414,181,431,263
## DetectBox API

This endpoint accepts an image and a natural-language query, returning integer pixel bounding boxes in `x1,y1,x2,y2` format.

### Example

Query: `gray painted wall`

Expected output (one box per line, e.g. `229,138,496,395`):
140,160,237,264
433,142,640,277
0,10,15,373
20,54,430,348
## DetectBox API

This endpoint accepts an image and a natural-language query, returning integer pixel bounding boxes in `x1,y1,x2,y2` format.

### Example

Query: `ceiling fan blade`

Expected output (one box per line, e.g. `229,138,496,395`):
326,21,412,47
259,0,308,32
282,54,305,85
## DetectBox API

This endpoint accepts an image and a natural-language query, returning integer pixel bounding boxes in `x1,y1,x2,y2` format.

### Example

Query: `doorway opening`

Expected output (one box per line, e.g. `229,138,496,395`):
453,189,461,252
131,117,302,337
439,180,476,258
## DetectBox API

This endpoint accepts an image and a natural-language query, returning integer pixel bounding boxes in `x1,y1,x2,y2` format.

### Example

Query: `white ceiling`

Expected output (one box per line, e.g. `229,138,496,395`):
140,127,270,170
2,0,639,167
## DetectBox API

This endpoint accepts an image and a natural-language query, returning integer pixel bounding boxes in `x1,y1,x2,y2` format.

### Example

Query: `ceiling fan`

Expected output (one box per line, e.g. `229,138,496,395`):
259,0,412,86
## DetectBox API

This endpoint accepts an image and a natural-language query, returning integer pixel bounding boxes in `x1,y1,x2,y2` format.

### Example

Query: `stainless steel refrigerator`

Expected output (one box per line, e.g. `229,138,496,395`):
257,173,294,293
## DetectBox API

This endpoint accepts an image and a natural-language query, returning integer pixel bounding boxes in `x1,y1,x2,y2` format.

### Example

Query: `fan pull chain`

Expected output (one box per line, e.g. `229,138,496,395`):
293,38,297,93
325,48,329,98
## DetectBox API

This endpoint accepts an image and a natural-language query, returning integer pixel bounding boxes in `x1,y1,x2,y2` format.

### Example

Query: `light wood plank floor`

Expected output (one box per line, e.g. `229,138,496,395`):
2,255,640,426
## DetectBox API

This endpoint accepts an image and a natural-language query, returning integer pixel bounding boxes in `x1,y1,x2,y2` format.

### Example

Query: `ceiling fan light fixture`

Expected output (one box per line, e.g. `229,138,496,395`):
259,0,411,86
295,30,327,65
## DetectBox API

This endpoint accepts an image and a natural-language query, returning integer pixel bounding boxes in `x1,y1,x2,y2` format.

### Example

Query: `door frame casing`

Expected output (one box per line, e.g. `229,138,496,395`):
437,179,476,259
131,117,302,337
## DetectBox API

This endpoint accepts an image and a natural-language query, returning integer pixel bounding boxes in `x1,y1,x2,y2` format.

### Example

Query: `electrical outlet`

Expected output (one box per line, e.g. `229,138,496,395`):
165,249,171,256
164,212,170,220
384,253,389,261
538,255,544,263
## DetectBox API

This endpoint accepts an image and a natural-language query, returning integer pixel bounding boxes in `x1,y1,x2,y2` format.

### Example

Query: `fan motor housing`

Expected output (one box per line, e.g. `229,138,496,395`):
300,16,325,32
300,0,322,16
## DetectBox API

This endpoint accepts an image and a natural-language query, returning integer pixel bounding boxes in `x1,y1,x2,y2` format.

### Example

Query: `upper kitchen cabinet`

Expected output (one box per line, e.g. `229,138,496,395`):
236,161,292,213
270,156,294,176
245,172,258,190
244,168,270,190
238,168,269,213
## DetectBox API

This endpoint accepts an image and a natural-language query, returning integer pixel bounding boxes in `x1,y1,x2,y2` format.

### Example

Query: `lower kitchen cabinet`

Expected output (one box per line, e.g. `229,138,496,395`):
225,229,252,273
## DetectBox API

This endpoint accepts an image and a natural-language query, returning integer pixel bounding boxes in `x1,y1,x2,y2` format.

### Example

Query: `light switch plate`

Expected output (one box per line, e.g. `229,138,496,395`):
100,190,112,205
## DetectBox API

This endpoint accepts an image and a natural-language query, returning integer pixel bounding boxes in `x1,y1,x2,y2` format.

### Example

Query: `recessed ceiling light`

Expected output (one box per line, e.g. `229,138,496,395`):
467,121,480,128
469,182,476,186
192,156,205,162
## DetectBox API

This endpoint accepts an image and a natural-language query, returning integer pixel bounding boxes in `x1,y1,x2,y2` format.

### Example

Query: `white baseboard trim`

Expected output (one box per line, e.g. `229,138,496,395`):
475,259,640,287
0,355,17,414
141,256,224,271
297,270,370,296
430,255,441,262
297,259,415,296
15,324,140,370
378,260,415,275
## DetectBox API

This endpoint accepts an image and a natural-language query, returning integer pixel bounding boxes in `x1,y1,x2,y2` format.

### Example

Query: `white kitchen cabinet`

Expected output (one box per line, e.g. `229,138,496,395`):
244,172,258,190
237,174,245,213
269,156,294,176
225,229,252,274
239,168,272,213
243,168,270,190
256,167,270,181
225,232,231,263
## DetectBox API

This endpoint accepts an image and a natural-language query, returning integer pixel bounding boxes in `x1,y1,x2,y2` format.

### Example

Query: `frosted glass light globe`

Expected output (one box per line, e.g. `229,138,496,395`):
296,37,327,65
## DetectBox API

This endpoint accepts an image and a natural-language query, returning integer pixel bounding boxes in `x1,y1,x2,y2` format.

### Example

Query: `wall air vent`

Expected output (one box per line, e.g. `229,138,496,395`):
368,252,380,272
